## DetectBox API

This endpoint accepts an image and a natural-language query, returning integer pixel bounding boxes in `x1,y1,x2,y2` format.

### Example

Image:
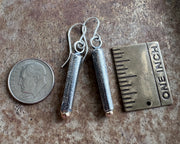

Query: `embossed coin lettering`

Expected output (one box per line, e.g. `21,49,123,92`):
8,59,54,104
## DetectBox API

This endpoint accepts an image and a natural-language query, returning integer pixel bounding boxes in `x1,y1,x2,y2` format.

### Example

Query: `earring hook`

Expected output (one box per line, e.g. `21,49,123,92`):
83,17,100,37
61,23,88,68
83,17,102,49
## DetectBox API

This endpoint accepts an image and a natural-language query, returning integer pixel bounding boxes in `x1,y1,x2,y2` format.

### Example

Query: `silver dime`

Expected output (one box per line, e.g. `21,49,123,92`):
8,59,54,104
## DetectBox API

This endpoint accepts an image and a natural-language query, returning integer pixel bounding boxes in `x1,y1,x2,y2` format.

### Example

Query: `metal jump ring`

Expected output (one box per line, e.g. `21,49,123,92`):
90,34,102,49
74,40,86,54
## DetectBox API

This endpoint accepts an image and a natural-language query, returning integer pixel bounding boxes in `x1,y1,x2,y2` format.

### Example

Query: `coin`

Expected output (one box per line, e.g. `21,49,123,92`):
8,59,55,104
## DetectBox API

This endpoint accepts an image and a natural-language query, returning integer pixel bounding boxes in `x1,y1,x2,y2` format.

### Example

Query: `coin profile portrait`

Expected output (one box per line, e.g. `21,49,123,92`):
8,59,54,104
19,62,47,99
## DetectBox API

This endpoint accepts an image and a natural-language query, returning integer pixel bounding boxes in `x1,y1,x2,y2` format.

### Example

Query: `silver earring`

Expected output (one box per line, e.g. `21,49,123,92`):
60,23,88,119
83,17,114,116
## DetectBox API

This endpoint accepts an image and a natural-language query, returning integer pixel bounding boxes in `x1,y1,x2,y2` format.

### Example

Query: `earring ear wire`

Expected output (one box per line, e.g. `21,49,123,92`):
61,23,88,68
83,17,102,49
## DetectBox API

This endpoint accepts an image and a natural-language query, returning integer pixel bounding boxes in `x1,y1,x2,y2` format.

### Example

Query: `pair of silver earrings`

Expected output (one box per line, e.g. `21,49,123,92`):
60,17,114,119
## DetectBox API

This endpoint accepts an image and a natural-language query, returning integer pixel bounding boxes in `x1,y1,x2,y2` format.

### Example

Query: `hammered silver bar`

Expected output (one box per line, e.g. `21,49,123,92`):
60,53,82,118
92,48,114,116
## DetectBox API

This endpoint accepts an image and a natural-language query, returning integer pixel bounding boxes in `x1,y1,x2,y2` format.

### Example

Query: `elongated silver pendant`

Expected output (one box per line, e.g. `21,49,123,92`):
60,53,82,118
92,48,114,116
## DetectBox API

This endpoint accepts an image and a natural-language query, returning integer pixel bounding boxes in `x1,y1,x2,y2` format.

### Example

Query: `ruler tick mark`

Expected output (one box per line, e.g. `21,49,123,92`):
125,106,133,109
122,92,137,95
121,88,130,92
117,68,128,71
117,72,126,75
113,49,121,51
120,84,132,87
119,75,137,79
119,80,128,83
122,97,132,100
113,52,124,55
124,101,135,104
116,64,124,67
115,59,130,63
114,56,123,59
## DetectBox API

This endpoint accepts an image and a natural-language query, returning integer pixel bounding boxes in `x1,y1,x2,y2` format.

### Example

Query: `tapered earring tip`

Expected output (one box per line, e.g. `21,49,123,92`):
105,111,113,117
61,111,71,119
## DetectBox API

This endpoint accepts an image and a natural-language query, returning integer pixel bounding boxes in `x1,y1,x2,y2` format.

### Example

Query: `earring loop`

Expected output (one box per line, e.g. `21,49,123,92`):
90,33,102,49
61,23,88,68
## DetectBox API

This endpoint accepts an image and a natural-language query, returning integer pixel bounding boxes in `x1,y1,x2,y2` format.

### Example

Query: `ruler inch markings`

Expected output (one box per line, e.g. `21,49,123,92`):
112,42,172,112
